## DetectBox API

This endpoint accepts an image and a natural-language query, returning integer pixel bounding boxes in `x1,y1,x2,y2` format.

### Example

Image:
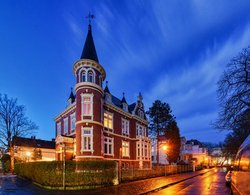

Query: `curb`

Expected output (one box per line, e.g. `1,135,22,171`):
140,170,211,195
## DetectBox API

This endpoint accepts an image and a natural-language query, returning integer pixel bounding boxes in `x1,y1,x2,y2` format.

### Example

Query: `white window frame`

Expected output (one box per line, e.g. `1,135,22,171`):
70,113,76,133
104,136,114,155
122,118,129,137
122,103,128,112
78,68,87,83
81,127,93,152
87,68,96,83
63,118,68,135
81,93,94,118
57,122,61,136
136,141,150,159
122,141,130,157
104,111,113,130
136,123,146,138
138,110,144,118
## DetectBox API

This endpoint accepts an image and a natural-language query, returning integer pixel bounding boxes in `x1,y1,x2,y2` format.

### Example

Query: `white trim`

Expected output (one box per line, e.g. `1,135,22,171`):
122,140,130,157
73,59,106,80
63,117,68,135
57,122,61,136
54,103,76,121
122,118,129,137
70,112,76,133
75,82,104,95
81,126,94,152
81,93,94,119
87,68,96,83
75,155,104,159
104,136,114,156
104,110,113,131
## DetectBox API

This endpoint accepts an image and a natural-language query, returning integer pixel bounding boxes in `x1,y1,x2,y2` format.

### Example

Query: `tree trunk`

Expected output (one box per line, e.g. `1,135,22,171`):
156,137,159,166
10,146,15,173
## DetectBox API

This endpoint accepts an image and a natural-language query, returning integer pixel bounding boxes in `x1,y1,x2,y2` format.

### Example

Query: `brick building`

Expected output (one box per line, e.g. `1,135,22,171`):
55,23,151,169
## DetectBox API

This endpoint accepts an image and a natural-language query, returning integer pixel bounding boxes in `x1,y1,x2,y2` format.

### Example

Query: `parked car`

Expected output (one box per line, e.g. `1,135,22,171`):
225,170,232,186
231,135,250,195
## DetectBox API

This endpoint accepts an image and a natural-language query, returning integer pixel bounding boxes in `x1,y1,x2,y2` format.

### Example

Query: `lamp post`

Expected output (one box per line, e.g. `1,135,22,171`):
119,147,122,183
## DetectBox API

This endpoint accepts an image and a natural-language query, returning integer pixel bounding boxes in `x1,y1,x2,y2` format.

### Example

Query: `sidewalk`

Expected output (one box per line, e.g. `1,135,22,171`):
84,169,211,195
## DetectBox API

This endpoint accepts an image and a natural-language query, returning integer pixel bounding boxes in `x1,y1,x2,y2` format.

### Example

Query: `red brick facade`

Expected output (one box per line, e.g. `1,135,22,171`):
55,24,151,169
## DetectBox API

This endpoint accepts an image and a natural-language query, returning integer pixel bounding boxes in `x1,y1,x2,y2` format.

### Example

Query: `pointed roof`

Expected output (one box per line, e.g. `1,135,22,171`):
104,81,110,93
80,24,99,63
121,92,127,104
68,88,75,100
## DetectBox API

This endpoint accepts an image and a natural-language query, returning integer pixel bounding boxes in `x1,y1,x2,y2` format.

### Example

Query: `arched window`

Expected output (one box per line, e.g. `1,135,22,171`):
88,70,94,83
82,70,86,82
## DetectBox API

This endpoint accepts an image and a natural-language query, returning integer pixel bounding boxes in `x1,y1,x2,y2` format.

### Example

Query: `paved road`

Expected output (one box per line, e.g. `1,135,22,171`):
149,168,231,195
0,169,228,195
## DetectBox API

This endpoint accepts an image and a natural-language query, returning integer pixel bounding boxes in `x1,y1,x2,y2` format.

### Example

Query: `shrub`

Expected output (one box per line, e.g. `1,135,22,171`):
14,160,117,189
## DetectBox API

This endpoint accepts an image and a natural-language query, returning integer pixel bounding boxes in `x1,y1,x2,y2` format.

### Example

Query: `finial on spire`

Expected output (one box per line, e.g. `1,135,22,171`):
104,81,110,94
86,12,95,25
138,92,143,101
121,92,127,104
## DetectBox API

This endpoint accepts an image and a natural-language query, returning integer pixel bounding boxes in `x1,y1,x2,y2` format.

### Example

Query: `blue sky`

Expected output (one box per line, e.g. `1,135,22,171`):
1,0,250,143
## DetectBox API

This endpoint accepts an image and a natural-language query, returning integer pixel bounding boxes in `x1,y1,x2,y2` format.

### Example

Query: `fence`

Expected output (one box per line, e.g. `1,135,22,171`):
121,164,193,181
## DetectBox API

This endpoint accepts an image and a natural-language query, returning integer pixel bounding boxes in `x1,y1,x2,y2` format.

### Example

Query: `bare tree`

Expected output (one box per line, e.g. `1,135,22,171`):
216,46,250,130
0,94,37,171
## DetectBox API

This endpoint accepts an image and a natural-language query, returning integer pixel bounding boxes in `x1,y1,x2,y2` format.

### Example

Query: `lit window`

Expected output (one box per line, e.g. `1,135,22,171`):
57,122,61,136
104,111,113,129
122,141,130,157
70,113,76,132
81,94,93,117
88,70,94,82
122,118,129,136
104,137,113,155
81,128,93,151
136,141,150,159
64,118,68,135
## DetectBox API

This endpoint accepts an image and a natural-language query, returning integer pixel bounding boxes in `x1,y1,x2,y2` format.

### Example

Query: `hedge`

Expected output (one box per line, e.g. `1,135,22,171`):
14,160,117,190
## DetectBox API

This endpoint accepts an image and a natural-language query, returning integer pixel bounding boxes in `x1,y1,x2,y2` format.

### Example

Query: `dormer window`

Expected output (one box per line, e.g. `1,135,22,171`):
122,103,128,112
138,110,144,118
105,93,112,103
88,70,94,83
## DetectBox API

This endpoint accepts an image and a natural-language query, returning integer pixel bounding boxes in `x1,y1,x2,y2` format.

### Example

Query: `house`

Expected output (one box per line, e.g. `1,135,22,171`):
13,136,55,162
180,138,210,166
151,135,170,165
54,22,151,169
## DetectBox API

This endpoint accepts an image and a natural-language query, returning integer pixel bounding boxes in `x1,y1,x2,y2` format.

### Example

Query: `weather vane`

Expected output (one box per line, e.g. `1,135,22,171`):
86,12,95,25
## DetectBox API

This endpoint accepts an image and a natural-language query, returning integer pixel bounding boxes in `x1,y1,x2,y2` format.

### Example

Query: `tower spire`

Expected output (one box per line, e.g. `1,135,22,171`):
80,12,99,62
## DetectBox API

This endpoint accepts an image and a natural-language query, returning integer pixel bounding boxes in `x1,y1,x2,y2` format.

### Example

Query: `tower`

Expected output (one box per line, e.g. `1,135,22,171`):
73,23,106,160
55,17,151,168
